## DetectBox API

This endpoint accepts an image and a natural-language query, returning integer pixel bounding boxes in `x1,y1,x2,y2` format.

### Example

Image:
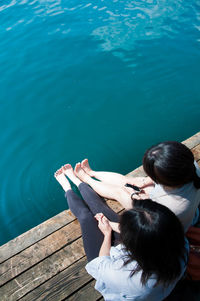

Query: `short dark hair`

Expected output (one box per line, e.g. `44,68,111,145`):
143,141,200,188
119,199,186,286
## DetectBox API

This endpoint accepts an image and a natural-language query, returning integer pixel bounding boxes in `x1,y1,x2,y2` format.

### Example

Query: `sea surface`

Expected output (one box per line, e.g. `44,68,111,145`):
0,0,200,245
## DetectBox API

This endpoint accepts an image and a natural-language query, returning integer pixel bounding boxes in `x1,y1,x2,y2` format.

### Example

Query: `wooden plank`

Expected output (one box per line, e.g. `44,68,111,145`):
192,144,200,162
66,280,101,301
19,258,92,301
0,210,75,264
0,239,85,301
106,199,123,213
0,197,123,288
0,192,123,267
127,165,146,178
182,132,200,149
0,220,81,287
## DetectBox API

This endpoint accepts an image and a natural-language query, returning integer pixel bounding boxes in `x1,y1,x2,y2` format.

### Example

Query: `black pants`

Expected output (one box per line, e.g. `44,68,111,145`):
65,183,119,262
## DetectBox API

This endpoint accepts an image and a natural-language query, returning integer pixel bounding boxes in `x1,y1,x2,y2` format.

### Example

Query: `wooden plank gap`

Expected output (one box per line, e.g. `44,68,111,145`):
0,220,82,287
61,279,95,301
64,279,101,301
0,210,76,264
0,239,86,301
18,256,88,301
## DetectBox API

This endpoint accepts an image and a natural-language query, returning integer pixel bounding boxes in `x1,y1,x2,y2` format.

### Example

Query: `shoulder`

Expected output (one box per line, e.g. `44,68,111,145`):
85,244,140,284
85,244,127,278
194,161,200,177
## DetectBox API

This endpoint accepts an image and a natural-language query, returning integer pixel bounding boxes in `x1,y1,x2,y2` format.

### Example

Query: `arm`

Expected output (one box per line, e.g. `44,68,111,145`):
90,171,154,190
95,213,113,256
141,177,155,188
99,232,112,256
126,176,154,189
109,221,120,233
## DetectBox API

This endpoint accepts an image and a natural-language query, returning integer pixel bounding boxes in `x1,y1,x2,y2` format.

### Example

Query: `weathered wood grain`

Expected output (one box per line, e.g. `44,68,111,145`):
0,210,75,263
19,258,92,301
182,132,200,149
106,199,123,213
0,220,81,287
0,239,85,301
0,196,124,288
127,165,146,177
66,280,101,301
192,144,200,162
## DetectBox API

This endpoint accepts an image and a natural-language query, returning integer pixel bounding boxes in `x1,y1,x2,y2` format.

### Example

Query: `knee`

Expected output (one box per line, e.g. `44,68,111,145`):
79,209,94,223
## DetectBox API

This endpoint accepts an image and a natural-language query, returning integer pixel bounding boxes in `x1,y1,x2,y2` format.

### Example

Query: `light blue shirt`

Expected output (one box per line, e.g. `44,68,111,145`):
86,242,189,301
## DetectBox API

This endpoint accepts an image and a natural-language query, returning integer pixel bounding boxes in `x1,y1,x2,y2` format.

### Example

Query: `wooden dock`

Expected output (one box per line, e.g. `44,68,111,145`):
1,132,200,301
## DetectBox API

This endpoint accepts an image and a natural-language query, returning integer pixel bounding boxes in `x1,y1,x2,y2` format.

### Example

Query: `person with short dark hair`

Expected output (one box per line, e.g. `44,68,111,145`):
54,165,189,301
73,141,200,232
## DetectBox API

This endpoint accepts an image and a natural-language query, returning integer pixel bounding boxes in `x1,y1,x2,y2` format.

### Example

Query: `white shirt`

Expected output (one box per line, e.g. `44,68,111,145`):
86,243,189,301
150,161,200,232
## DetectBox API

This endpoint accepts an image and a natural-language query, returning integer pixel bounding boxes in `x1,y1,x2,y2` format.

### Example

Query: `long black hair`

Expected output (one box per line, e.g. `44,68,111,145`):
119,199,186,287
143,141,200,188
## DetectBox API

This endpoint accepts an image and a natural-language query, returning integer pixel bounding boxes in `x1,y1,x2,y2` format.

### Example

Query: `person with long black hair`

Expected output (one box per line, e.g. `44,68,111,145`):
142,141,200,231
54,164,189,301
73,141,200,232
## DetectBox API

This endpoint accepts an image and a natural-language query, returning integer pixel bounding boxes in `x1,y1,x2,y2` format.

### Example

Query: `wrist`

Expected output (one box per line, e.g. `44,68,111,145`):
104,231,112,238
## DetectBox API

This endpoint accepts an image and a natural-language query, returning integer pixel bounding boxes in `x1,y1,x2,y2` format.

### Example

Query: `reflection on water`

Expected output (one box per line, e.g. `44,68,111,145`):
0,0,200,244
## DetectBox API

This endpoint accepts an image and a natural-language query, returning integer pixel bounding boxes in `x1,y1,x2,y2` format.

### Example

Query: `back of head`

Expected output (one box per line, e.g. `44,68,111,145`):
120,199,186,286
143,141,200,188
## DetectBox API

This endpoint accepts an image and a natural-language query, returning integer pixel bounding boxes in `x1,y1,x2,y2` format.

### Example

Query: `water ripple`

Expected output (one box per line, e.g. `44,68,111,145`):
0,0,200,244
0,0,16,12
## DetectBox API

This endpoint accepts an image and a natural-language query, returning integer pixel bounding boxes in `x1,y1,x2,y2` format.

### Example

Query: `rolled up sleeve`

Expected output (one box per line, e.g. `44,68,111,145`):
85,255,112,280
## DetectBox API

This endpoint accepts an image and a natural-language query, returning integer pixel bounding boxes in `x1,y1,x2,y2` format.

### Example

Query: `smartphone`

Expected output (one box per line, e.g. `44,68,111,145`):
125,183,141,192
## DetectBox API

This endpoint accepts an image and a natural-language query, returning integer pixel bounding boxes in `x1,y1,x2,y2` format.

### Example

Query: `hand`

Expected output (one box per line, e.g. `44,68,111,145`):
134,191,149,200
109,221,120,233
95,213,112,236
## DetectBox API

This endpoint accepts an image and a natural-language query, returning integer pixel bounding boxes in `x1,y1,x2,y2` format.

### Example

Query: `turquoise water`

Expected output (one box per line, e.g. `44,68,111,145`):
0,0,200,245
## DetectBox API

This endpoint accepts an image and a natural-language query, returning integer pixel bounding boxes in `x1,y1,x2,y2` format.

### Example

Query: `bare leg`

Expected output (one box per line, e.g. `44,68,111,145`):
54,168,71,192
81,159,129,185
75,163,133,209
81,159,154,190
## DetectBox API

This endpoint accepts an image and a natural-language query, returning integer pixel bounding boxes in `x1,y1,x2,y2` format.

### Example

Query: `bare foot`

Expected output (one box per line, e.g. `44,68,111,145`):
62,164,82,186
81,159,95,177
74,162,91,182
54,167,71,192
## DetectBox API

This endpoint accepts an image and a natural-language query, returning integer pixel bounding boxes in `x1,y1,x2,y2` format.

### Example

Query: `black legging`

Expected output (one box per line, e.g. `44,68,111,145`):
65,183,120,262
